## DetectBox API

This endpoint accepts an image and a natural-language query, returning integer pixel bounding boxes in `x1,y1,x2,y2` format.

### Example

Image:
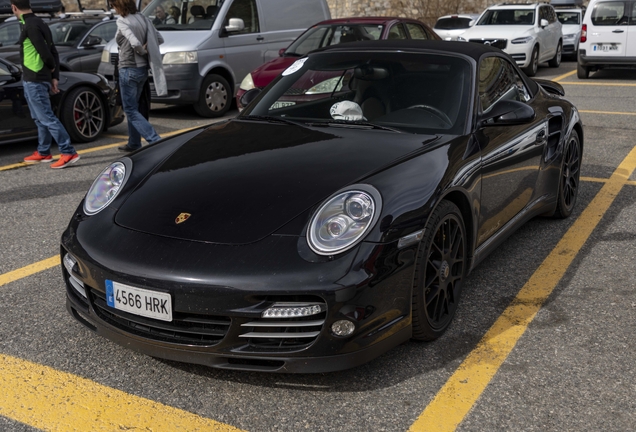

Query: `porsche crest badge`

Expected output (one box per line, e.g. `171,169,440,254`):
175,212,191,224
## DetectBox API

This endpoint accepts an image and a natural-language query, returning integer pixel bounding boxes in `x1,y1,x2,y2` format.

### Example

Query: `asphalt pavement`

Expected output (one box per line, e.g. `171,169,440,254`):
0,60,634,431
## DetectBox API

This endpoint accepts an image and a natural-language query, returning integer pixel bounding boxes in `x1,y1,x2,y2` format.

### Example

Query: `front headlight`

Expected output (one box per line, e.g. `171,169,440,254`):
511,36,533,44
239,73,255,91
307,185,382,255
100,48,110,63
306,76,344,95
162,51,198,64
84,161,129,215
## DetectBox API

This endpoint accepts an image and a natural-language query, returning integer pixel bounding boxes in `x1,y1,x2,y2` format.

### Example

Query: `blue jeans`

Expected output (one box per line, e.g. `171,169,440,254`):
119,67,160,149
23,81,75,156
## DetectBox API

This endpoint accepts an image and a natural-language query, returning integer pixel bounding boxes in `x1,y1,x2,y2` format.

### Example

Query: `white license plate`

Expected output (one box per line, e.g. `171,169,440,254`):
105,280,172,322
594,44,618,52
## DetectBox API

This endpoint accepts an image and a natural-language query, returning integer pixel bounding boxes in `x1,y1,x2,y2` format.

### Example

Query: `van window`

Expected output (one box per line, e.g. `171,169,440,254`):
591,1,628,25
224,0,259,33
143,0,219,30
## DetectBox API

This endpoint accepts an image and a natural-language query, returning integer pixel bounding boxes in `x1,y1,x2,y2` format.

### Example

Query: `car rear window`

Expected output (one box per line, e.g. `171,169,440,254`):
556,11,581,25
434,17,472,29
591,1,628,25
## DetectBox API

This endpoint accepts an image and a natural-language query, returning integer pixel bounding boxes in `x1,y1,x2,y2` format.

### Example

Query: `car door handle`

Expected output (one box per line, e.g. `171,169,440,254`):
256,36,264,41
613,29,625,33
536,130,547,144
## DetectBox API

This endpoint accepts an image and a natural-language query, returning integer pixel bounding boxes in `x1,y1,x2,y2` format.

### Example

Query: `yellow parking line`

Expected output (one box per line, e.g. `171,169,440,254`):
0,354,244,432
102,134,130,139
561,81,636,87
409,144,636,432
552,70,577,82
579,109,636,116
0,256,60,287
0,126,202,173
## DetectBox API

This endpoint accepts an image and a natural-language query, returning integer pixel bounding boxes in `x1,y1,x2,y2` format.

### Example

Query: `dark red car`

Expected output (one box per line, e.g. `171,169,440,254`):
236,17,441,109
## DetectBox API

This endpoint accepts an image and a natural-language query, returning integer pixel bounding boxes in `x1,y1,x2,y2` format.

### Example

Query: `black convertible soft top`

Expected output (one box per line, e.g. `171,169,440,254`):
313,39,504,62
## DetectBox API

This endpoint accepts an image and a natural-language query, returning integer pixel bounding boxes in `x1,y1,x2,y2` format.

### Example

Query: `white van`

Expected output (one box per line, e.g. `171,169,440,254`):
98,0,330,116
577,0,636,78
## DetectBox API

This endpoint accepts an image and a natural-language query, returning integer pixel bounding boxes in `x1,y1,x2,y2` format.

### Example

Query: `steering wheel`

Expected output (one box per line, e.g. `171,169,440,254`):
406,105,452,126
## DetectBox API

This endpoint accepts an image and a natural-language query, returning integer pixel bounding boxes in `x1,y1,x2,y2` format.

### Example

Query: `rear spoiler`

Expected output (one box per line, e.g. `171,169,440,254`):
534,78,565,96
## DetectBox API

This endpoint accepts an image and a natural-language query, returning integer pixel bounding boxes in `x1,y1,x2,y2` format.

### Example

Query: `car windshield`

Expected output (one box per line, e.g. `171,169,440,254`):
49,21,93,45
284,24,385,57
241,51,472,135
434,17,473,29
556,11,581,25
142,0,221,30
477,9,535,25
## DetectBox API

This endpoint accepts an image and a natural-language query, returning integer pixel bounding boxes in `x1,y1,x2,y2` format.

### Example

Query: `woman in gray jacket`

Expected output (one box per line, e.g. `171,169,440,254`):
111,0,166,152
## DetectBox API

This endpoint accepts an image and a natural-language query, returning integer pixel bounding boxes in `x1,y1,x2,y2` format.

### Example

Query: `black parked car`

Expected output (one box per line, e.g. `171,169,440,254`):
0,57,123,143
61,40,582,373
0,14,117,73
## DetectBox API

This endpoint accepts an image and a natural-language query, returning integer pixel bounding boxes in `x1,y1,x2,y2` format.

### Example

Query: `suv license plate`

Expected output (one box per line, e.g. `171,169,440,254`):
105,280,172,322
595,44,618,52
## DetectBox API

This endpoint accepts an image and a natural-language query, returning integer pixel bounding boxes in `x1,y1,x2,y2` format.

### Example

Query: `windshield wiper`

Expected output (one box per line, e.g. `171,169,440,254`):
283,52,303,57
306,120,403,133
240,115,307,127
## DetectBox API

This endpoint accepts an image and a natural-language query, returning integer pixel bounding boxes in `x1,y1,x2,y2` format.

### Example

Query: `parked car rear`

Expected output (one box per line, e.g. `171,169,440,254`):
433,14,479,41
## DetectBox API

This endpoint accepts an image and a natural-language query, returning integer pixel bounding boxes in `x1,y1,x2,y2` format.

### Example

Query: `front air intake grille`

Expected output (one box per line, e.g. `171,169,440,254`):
110,53,119,65
469,39,508,49
510,53,527,61
240,305,327,350
90,288,231,346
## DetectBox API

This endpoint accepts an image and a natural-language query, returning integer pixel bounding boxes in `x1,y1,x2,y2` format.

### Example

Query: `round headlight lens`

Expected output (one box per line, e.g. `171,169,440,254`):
308,186,381,255
84,161,128,215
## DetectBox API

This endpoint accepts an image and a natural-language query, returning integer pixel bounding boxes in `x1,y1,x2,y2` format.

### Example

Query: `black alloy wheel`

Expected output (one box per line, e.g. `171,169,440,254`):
412,200,467,341
549,41,562,68
523,47,539,77
61,86,105,143
194,73,231,118
553,130,581,218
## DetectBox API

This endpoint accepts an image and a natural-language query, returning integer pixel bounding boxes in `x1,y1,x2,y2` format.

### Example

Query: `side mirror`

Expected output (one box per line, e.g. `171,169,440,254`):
540,18,549,28
82,35,102,48
279,48,286,57
480,100,535,126
225,17,245,33
468,19,475,27
240,88,261,107
0,75,13,85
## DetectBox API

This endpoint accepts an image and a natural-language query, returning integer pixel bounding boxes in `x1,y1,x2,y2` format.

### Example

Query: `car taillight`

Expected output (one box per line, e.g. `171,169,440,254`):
581,24,587,43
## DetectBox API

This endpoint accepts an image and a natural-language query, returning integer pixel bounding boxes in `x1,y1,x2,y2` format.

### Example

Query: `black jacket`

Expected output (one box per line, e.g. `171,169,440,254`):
18,13,60,82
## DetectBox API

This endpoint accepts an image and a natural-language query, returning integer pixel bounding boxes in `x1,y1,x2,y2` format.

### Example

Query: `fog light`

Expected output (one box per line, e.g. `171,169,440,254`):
331,320,355,337
63,253,77,274
262,303,323,318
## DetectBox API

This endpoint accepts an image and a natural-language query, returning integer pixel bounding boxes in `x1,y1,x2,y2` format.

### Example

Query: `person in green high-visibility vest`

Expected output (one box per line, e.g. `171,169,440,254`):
11,0,80,169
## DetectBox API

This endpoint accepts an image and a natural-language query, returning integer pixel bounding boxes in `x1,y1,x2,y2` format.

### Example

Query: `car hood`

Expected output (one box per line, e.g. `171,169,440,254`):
115,120,430,245
463,25,533,39
251,56,295,88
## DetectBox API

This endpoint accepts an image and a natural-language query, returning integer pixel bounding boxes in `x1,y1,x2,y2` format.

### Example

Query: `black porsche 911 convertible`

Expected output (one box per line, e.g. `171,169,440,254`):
0,57,123,144
61,40,582,373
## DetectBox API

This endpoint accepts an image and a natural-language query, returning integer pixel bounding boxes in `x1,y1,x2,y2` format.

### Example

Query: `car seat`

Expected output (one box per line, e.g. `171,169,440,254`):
206,5,218,18
188,5,205,23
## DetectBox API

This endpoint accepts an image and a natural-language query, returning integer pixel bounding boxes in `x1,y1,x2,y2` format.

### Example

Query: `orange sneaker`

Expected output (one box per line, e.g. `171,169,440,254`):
51,153,80,169
24,151,53,164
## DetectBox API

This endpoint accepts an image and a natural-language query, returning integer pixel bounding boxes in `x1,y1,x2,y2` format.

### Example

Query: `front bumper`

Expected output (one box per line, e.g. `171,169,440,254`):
503,43,533,68
61,205,416,373
97,61,202,105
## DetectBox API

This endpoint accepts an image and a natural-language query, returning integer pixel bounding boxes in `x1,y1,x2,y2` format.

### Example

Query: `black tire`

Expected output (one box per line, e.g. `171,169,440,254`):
553,130,581,219
523,46,539,77
577,62,589,79
61,86,106,143
412,200,467,341
193,74,231,118
548,41,562,68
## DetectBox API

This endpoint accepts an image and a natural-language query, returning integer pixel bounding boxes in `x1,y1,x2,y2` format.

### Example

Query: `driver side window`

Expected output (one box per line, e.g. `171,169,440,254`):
225,0,260,33
87,22,117,45
479,57,531,113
